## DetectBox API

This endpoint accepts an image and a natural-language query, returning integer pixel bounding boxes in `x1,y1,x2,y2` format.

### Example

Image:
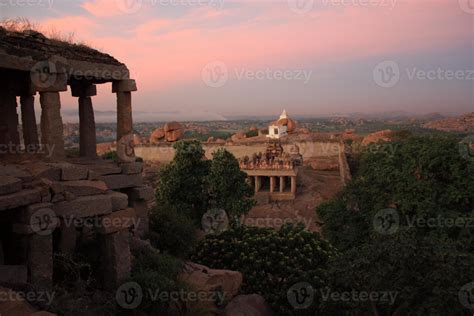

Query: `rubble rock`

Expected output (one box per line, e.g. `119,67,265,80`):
179,262,242,302
225,294,273,316
97,208,136,234
0,189,42,211
101,174,143,190
107,191,129,211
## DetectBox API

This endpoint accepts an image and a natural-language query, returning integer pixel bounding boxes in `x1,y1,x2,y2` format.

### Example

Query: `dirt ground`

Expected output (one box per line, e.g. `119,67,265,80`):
241,165,343,232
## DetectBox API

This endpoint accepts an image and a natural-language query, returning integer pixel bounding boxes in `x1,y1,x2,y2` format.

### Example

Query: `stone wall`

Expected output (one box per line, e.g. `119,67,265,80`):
135,140,344,163
0,159,154,289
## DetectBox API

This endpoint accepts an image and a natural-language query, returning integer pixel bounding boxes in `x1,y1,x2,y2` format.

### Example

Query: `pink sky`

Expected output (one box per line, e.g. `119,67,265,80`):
8,0,473,119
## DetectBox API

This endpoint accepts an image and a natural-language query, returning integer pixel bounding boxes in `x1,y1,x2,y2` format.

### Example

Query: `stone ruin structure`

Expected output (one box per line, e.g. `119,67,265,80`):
239,141,302,201
0,28,154,290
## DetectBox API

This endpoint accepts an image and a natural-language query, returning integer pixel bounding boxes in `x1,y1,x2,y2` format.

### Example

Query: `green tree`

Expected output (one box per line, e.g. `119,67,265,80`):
191,224,337,315
207,148,255,219
155,140,210,223
318,136,474,314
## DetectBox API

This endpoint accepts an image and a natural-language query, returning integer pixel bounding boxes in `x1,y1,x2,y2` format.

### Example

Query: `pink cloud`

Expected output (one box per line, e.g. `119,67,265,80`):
39,0,470,110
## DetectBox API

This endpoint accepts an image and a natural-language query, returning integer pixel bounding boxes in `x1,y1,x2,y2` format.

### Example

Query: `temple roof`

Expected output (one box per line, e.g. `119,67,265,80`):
0,27,130,83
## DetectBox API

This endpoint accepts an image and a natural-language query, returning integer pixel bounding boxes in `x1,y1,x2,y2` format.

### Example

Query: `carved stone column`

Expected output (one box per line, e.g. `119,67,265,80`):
0,88,20,149
270,176,275,193
37,73,67,159
71,83,97,158
113,79,137,141
291,176,297,195
255,176,261,193
280,176,285,192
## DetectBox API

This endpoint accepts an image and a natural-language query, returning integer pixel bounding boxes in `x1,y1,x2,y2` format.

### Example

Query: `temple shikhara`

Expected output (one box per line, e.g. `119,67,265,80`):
0,28,153,290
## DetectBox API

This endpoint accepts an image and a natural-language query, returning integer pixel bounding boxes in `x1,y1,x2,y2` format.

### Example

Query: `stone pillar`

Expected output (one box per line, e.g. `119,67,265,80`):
255,176,261,193
100,230,131,290
71,84,98,158
113,80,137,142
28,234,53,288
291,176,297,195
20,94,40,151
58,218,77,254
37,74,67,160
0,89,20,148
280,176,286,192
270,176,275,193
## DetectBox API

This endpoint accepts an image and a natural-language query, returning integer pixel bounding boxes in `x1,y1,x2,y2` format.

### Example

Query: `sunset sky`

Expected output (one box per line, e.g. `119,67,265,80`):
1,0,473,121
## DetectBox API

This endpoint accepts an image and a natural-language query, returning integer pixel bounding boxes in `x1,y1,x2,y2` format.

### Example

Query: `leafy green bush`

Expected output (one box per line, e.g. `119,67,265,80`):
149,207,197,258
318,136,474,314
124,247,185,315
191,224,337,315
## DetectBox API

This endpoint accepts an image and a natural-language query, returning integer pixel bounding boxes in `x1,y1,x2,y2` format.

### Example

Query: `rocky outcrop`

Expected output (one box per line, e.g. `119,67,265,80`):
149,127,165,144
179,262,243,302
423,112,474,132
362,130,395,145
225,294,273,316
164,122,184,142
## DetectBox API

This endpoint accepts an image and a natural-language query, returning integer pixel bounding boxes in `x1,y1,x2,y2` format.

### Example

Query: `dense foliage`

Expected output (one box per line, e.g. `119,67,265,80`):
155,140,210,223
318,136,474,315
155,141,254,224
149,207,197,258
207,148,255,218
191,224,337,315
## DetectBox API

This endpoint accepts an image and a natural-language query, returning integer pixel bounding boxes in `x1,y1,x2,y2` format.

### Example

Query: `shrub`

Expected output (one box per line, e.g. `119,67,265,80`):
148,207,197,258
191,224,337,315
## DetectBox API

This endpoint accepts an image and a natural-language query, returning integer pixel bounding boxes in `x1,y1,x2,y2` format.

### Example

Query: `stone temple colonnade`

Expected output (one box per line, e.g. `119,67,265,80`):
245,169,298,201
0,68,137,161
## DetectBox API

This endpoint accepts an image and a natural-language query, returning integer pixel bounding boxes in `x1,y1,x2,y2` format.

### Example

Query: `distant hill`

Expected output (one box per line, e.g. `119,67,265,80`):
423,112,474,133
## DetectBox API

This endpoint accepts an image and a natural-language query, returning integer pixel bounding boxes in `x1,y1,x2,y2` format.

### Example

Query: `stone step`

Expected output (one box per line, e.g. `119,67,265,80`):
0,176,22,196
